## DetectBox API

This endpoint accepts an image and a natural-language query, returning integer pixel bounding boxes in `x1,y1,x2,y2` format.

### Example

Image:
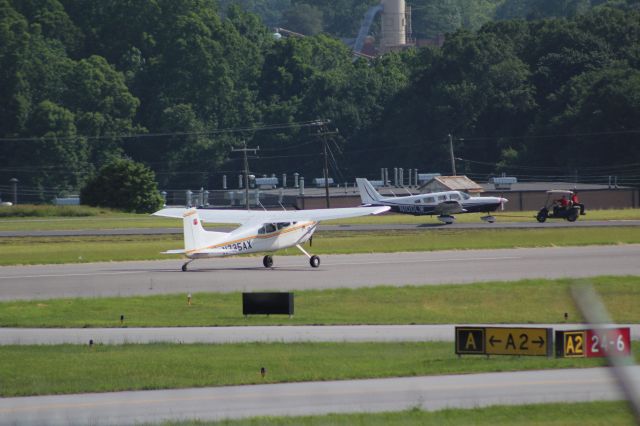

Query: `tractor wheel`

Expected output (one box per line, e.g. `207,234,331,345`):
567,209,579,222
536,210,548,223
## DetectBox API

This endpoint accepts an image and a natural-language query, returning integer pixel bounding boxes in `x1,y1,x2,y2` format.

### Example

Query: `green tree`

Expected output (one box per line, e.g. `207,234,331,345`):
0,0,31,136
218,0,292,28
296,0,378,37
26,100,88,196
412,0,462,39
530,65,640,168
64,55,141,163
10,0,82,53
282,3,323,35
80,158,163,213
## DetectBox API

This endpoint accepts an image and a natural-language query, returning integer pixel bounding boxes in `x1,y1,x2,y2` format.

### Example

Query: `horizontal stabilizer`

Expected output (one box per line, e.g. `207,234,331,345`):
162,249,186,254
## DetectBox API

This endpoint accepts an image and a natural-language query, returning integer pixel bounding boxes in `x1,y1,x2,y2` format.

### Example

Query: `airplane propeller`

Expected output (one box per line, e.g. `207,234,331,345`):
499,192,507,211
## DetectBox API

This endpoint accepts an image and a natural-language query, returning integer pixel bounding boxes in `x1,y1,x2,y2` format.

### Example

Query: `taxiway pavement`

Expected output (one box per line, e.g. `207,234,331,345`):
1,324,638,345
1,245,639,300
1,367,637,425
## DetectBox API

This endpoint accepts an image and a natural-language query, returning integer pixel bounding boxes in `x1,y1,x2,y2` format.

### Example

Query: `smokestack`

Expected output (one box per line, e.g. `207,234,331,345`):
381,0,406,51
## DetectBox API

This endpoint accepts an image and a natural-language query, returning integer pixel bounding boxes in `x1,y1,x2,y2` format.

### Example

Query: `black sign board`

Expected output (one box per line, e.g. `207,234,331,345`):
455,327,486,354
456,326,553,357
242,292,294,316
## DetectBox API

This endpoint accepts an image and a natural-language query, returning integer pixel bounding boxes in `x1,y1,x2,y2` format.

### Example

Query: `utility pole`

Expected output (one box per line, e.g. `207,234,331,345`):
322,135,330,208
232,141,259,211
315,120,338,209
448,133,457,176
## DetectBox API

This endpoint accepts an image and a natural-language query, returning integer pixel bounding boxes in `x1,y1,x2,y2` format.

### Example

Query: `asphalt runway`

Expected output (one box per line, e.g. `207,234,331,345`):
1,324,637,345
1,245,639,301
2,219,640,237
1,367,637,425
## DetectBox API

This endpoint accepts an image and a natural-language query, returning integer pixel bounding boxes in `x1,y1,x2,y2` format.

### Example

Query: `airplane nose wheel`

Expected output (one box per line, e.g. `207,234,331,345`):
296,244,320,268
181,259,194,272
263,255,273,268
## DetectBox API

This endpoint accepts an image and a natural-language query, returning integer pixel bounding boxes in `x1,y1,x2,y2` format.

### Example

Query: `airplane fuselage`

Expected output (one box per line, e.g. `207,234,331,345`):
187,221,317,259
372,191,503,216
388,201,503,215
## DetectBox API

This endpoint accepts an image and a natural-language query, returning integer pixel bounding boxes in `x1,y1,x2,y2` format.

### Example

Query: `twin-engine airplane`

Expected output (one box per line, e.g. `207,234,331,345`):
356,178,507,224
153,205,389,271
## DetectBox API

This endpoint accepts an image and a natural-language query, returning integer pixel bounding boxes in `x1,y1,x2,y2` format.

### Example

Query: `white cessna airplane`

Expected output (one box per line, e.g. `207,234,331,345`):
356,178,507,224
153,205,389,271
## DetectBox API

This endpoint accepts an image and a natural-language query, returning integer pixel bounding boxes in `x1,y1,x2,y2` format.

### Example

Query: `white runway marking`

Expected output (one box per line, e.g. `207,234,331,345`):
0,271,148,280
329,255,522,266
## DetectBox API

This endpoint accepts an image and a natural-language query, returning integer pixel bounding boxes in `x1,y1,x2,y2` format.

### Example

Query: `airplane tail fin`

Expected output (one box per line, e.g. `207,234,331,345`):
181,209,227,252
356,178,383,204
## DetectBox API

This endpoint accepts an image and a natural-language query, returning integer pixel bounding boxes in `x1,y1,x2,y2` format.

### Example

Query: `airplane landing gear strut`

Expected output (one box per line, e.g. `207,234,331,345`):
296,244,320,268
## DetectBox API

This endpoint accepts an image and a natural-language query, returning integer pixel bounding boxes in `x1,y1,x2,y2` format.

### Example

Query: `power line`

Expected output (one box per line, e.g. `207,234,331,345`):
0,120,326,142
457,129,640,142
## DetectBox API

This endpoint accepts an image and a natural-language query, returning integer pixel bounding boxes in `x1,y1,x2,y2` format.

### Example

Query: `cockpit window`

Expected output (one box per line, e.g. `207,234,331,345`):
259,223,277,234
450,193,460,201
437,195,447,202
461,192,471,200
277,222,290,230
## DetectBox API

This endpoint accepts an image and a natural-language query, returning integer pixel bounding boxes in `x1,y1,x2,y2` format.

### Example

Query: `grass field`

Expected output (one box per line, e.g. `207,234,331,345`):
0,204,115,218
1,226,639,266
2,341,638,397
1,276,637,327
0,205,638,232
163,402,635,426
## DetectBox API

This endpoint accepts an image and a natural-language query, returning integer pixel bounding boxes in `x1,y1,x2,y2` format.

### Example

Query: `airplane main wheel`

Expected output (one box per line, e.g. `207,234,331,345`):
181,263,188,272
263,255,273,268
309,255,320,268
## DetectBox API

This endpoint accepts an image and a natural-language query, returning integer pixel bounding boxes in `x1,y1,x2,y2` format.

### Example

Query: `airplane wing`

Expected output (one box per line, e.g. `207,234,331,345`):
153,206,390,224
433,201,466,215
153,208,257,223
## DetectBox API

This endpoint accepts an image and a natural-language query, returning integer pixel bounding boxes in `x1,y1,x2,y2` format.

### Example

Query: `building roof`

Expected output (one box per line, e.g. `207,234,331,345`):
480,181,628,192
419,175,484,193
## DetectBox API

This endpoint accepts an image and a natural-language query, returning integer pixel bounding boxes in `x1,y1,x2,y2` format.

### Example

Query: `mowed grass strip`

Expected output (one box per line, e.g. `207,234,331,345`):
0,234,177,265
1,277,638,327
1,227,640,265
162,402,635,426
0,206,639,232
335,208,640,225
2,342,638,397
